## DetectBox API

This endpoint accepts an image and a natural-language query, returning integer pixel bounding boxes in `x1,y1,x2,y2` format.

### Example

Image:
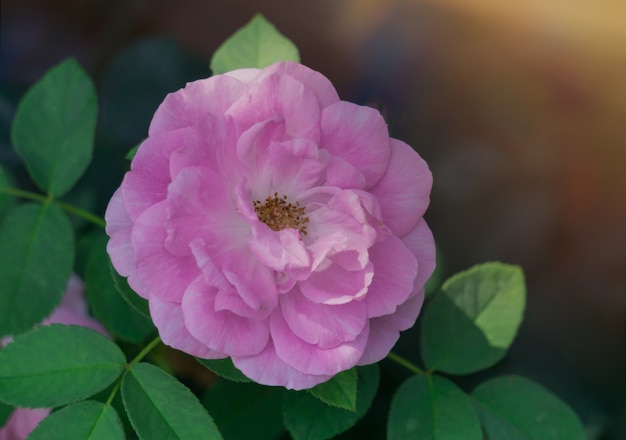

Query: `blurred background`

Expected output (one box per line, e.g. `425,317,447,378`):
1,0,624,438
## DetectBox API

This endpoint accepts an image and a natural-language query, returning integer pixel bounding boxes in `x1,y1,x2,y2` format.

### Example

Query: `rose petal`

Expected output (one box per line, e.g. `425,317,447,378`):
299,262,373,305
132,201,200,302
401,218,437,294
0,408,50,439
365,234,418,318
149,75,249,135
271,309,369,376
280,288,368,349
182,276,270,357
356,315,401,365
370,139,432,236
320,101,391,188
232,340,332,390
149,294,223,359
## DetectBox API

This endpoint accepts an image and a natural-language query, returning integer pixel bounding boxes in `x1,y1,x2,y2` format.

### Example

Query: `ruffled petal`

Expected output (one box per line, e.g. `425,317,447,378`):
271,309,369,376
370,139,432,237
280,288,367,349
227,72,321,142
356,315,400,365
255,61,340,109
149,294,223,359
299,262,373,305
365,234,417,318
232,340,332,390
149,75,249,135
132,201,200,302
182,276,270,357
320,101,391,188
401,218,437,294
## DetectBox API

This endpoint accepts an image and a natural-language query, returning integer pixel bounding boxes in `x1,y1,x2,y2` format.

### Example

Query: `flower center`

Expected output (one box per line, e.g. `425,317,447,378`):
253,192,309,236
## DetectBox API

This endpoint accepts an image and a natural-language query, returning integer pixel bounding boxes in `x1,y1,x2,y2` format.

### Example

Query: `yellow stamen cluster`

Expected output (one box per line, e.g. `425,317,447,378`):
253,192,309,236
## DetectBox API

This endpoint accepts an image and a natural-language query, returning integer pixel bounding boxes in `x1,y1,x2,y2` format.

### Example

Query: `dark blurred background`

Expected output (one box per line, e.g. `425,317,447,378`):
1,0,624,438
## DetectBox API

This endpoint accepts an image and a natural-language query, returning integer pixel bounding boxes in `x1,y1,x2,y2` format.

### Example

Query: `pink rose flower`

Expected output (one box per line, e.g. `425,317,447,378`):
105,61,435,389
0,275,107,440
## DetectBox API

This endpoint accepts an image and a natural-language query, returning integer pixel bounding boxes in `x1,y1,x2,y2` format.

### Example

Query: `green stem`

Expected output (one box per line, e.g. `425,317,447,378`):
1,186,105,228
129,336,162,367
387,351,425,375
103,336,162,408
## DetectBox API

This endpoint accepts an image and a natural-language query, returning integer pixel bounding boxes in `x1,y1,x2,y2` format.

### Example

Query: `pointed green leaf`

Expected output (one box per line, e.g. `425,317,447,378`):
0,164,10,214
388,375,481,440
421,262,526,374
27,400,124,440
122,363,223,440
309,368,357,411
203,381,285,440
211,14,300,74
196,357,251,383
472,376,587,440
0,324,125,407
282,364,379,440
11,58,97,197
0,203,74,337
85,233,155,344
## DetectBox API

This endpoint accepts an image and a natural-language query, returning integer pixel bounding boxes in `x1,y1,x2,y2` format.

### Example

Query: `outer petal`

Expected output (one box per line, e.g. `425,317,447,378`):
271,310,369,376
132,201,200,302
182,276,270,357
122,128,191,221
149,75,249,135
401,218,437,294
388,291,425,331
320,101,391,188
149,294,223,359
256,61,340,109
356,315,401,365
227,72,321,142
232,340,332,390
370,139,432,237
365,234,418,318
280,288,368,349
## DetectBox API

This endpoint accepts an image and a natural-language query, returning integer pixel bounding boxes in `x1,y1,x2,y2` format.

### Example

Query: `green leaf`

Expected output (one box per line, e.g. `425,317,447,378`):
0,324,125,407
0,401,13,427
203,381,285,440
0,164,9,213
472,376,588,440
112,268,151,318
11,58,97,197
309,368,357,411
122,363,223,440
211,14,300,74
388,375,482,440
27,400,125,440
196,357,251,383
0,203,74,337
421,262,526,374
282,364,379,440
85,233,155,344
125,144,139,161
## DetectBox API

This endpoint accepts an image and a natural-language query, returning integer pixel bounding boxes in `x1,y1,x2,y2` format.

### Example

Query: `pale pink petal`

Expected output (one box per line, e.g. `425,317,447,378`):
401,219,437,294
105,189,136,278
256,61,340,109
320,101,391,188
271,310,369,376
165,166,245,257
182,276,270,357
325,156,366,189
224,67,261,83
150,294,223,359
122,128,190,221
232,340,332,390
389,291,425,331
356,316,401,365
370,139,432,237
365,234,417,318
248,226,310,274
299,262,374,305
149,75,249,135
280,288,368,349
0,408,50,440
226,72,321,142
132,201,200,302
